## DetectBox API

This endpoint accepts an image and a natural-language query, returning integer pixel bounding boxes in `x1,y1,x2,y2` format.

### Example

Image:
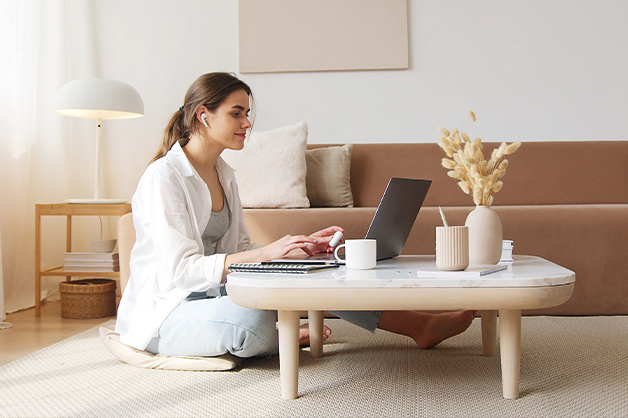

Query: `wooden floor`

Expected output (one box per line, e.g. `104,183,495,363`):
0,301,115,366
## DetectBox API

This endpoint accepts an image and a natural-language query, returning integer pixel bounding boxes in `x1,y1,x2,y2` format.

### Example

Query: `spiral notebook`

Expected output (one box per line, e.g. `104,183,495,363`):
228,262,339,274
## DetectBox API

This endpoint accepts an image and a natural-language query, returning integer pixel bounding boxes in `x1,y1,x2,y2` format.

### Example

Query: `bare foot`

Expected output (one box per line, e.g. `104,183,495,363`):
412,310,476,349
378,310,476,349
299,323,332,346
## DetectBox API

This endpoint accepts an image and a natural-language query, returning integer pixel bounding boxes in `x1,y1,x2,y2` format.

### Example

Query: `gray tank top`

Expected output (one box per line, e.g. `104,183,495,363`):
187,196,231,301
201,196,231,256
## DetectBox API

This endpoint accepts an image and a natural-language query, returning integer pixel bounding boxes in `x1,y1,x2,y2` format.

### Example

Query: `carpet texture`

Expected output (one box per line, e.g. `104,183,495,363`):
0,316,627,417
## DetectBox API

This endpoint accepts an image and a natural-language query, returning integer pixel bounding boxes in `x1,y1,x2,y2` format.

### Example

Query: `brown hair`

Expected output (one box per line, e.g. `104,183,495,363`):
150,72,254,163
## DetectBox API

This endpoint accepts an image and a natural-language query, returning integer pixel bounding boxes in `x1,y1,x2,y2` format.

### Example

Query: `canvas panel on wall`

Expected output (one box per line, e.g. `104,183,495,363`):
239,0,408,73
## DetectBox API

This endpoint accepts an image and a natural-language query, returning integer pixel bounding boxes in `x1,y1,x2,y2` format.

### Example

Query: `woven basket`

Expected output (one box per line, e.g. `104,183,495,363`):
59,279,117,319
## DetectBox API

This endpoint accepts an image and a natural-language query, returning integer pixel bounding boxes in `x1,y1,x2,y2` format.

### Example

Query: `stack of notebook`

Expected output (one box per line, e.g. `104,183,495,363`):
501,240,514,262
63,252,120,272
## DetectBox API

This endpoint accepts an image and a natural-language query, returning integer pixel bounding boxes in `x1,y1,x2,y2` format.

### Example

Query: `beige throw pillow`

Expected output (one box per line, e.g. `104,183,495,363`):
221,122,310,208
305,144,354,207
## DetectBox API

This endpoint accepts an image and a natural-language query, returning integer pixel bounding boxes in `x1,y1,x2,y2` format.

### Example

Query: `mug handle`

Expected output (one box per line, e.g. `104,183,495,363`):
334,244,346,263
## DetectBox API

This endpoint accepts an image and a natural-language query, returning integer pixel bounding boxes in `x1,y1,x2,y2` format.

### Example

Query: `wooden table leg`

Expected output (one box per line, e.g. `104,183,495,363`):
34,207,41,317
66,215,72,282
277,310,300,400
480,310,497,356
499,309,522,399
308,310,324,358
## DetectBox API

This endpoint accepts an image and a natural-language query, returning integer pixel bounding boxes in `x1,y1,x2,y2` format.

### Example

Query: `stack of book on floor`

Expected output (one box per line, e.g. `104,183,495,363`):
63,252,120,272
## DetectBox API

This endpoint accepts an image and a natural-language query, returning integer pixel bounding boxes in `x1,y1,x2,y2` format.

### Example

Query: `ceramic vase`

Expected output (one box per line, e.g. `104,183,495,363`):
464,205,502,265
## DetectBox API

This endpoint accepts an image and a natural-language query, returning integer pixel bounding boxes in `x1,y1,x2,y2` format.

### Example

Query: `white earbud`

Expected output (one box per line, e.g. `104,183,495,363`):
201,113,208,128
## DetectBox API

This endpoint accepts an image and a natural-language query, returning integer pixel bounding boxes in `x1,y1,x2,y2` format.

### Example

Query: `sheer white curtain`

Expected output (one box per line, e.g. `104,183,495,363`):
0,0,99,315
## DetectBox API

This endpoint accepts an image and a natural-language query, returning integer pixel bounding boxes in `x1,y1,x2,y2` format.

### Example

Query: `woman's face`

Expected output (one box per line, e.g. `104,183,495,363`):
204,89,251,151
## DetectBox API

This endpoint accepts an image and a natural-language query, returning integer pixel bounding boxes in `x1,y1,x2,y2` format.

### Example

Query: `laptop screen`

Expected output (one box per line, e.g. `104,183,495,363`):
365,177,431,260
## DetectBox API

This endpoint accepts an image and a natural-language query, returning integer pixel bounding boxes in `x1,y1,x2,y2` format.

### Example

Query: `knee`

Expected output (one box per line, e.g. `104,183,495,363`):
230,309,279,358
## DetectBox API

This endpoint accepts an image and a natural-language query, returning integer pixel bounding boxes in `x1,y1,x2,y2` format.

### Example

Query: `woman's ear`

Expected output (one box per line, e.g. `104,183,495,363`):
195,106,209,128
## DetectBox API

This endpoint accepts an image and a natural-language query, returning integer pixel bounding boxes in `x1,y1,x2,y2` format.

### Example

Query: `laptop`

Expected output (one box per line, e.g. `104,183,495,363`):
272,177,432,264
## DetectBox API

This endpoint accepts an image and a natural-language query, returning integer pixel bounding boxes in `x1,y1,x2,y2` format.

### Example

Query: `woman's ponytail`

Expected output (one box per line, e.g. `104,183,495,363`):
150,110,190,164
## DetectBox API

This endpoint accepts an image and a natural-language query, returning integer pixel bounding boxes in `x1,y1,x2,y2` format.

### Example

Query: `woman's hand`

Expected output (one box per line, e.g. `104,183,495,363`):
258,234,321,261
306,226,345,254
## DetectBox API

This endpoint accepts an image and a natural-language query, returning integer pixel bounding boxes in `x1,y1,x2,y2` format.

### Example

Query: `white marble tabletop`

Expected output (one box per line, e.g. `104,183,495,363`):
226,255,575,289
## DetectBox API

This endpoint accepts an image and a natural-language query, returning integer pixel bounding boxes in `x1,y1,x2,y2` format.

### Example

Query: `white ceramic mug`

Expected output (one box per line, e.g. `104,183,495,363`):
334,239,377,270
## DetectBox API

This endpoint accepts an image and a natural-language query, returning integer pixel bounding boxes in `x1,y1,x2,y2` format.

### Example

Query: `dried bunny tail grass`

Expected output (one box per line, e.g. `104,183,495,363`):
479,160,488,174
436,112,521,207
483,180,493,194
438,138,454,157
495,142,507,159
453,152,464,166
473,148,484,162
506,142,521,154
447,170,462,180
451,136,462,151
473,188,483,205
441,158,456,169
462,156,478,166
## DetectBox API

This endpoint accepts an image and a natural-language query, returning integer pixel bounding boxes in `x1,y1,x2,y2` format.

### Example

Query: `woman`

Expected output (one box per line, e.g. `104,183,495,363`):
116,72,475,358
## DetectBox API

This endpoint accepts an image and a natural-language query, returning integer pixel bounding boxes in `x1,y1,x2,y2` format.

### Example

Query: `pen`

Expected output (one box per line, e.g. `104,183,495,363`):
439,206,449,227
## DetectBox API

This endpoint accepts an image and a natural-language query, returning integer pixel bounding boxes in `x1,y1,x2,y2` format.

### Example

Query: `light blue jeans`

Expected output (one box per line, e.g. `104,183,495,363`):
145,292,382,358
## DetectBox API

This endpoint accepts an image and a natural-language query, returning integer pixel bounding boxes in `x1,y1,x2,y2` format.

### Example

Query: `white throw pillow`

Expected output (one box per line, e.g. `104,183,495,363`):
100,328,238,371
221,121,310,208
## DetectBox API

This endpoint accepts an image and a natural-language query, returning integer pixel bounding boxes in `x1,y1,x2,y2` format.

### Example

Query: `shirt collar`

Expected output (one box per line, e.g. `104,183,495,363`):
166,141,196,178
165,140,236,185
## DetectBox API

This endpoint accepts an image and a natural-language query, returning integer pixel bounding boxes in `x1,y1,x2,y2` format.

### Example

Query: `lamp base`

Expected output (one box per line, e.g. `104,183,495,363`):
66,198,127,204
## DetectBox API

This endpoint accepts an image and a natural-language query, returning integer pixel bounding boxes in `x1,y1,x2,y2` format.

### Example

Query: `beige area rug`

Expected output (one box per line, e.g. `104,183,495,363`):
0,316,627,417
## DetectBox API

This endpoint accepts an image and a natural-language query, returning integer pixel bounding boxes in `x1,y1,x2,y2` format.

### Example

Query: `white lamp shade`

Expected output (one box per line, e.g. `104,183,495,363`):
54,78,144,119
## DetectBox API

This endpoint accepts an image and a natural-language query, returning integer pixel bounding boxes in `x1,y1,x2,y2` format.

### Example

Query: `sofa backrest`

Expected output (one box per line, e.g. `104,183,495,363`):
308,141,628,207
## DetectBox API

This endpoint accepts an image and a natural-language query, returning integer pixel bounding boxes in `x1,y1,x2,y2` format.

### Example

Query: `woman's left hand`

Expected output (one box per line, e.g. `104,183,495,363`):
306,226,344,254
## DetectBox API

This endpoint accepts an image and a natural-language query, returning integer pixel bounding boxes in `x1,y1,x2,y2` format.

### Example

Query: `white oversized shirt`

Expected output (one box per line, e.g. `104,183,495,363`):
115,141,256,350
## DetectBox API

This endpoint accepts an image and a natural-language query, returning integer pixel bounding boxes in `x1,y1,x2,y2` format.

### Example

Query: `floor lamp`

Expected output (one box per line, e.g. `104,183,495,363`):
54,78,144,204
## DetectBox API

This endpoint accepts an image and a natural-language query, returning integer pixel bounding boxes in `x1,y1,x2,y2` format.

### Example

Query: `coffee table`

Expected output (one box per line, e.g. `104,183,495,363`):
226,255,575,400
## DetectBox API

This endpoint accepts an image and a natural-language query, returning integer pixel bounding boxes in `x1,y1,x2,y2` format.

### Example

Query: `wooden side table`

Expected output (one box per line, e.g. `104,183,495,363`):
35,203,132,317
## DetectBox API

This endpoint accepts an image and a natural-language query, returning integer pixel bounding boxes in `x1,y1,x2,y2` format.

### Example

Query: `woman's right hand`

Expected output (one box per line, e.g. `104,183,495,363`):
258,234,320,261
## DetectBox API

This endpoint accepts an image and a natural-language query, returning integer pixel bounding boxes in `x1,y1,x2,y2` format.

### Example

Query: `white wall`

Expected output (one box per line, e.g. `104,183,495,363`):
87,0,628,203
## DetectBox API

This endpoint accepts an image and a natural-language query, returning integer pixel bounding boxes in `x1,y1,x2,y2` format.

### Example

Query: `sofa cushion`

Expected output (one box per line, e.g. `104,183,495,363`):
222,122,309,208
305,144,354,207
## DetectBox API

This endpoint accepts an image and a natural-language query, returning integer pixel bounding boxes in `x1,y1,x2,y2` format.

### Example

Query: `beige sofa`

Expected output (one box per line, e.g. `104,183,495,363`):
243,141,628,316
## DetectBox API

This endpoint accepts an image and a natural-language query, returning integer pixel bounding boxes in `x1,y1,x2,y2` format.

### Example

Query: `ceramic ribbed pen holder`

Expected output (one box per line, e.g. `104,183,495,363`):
436,226,469,271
